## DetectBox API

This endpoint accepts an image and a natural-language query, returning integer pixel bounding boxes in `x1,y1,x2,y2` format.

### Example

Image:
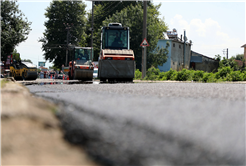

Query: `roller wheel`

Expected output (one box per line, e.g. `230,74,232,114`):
22,71,28,80
12,72,16,78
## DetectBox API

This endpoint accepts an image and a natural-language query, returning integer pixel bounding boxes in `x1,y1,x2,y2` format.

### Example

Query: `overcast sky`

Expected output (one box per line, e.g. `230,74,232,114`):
15,0,245,68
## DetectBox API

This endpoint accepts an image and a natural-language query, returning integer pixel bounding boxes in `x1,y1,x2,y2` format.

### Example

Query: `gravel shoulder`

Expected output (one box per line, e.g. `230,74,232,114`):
1,79,101,166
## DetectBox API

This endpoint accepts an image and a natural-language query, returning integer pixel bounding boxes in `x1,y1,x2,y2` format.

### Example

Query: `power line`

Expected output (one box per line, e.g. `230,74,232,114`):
89,2,122,22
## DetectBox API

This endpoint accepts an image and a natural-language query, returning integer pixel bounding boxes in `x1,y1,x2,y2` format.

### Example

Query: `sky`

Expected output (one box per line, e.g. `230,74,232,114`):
15,0,246,68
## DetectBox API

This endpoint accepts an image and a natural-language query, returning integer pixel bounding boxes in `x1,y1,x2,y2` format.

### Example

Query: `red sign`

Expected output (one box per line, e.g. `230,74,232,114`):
140,38,149,47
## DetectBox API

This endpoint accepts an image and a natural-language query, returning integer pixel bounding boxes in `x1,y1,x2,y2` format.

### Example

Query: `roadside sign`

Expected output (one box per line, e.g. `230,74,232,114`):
140,38,149,47
39,62,45,67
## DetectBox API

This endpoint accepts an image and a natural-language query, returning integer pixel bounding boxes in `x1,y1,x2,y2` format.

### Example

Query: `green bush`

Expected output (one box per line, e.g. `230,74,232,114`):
243,72,246,81
170,70,178,80
158,72,167,80
145,67,160,80
165,68,176,80
187,70,195,81
192,70,204,82
216,66,233,79
134,66,245,82
134,69,142,80
176,69,190,81
202,72,217,83
230,71,243,81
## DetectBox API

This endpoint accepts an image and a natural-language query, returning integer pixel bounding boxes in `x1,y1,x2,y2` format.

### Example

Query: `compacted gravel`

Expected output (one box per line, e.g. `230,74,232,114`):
27,82,246,166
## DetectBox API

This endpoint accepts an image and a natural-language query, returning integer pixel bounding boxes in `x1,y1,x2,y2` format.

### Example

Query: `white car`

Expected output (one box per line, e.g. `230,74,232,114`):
93,68,98,78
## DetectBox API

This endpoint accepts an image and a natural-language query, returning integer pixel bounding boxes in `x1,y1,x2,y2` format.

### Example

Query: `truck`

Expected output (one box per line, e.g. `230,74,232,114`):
98,23,135,83
10,60,38,80
68,47,94,81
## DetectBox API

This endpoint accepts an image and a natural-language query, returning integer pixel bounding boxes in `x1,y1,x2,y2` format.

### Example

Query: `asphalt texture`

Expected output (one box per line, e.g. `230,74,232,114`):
26,82,246,166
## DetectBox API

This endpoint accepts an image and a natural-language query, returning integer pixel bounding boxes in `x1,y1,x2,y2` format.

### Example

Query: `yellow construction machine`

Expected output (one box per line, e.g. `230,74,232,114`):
10,61,38,80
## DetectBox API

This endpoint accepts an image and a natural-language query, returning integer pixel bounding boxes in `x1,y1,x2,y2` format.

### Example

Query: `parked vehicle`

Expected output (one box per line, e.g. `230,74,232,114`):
93,68,98,78
57,74,64,79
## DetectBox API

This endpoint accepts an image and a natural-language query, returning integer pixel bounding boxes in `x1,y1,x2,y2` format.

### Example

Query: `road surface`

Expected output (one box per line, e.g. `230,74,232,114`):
26,82,245,166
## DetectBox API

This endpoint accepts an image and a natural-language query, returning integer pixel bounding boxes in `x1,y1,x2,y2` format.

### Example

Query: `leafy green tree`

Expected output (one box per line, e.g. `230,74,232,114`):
147,42,169,69
1,0,32,61
219,57,239,70
12,49,21,61
234,54,244,61
22,59,32,63
39,0,87,68
102,3,168,70
214,54,221,61
86,0,152,52
86,1,144,61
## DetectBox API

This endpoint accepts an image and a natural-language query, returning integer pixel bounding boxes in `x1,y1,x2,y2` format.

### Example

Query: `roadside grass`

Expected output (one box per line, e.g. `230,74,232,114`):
1,79,9,88
134,66,246,83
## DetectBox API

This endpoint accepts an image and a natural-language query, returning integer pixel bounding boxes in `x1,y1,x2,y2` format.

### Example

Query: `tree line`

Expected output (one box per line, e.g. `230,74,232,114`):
1,0,169,70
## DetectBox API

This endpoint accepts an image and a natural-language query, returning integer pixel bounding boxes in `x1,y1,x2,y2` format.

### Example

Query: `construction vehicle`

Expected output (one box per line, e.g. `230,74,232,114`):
98,23,135,83
10,60,38,80
68,47,94,81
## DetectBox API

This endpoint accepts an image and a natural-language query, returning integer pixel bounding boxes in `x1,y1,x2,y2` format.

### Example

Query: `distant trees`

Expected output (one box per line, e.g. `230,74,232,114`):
12,49,21,61
39,1,87,68
40,1,168,70
1,0,32,61
147,43,169,69
22,59,32,63
214,54,221,61
234,54,244,61
101,3,168,70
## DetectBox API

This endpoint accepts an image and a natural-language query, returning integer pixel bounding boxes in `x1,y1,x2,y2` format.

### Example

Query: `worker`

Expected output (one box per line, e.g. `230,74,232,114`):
112,32,122,47
84,50,89,60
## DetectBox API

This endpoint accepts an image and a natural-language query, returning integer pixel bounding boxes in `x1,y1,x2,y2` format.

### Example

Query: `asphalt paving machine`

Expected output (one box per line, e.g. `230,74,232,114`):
68,47,94,81
10,61,38,80
98,23,135,83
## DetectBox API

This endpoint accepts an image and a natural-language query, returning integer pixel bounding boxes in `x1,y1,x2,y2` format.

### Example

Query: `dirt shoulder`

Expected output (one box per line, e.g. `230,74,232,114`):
1,79,101,166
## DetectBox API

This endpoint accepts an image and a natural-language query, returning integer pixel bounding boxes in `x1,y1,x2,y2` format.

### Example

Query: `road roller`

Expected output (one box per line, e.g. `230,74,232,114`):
68,47,94,81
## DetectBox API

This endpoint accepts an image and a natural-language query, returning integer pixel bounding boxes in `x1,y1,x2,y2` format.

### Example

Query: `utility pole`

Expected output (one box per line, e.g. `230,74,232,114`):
183,30,186,68
91,1,94,62
86,0,101,60
141,1,147,79
64,23,73,66
223,48,229,59
227,48,228,59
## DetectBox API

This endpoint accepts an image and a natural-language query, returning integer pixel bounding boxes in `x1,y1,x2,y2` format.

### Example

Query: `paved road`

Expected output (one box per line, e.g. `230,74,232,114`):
26,82,245,166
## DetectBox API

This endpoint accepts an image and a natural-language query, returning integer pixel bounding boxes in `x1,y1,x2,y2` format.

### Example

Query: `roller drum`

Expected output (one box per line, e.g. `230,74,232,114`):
74,68,93,81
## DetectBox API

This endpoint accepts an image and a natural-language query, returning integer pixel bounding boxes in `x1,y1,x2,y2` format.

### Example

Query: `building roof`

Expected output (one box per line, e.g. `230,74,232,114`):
191,51,218,61
158,39,192,46
241,44,246,47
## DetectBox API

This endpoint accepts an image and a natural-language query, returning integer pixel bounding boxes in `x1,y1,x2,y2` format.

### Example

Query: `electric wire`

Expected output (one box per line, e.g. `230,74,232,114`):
89,1,122,23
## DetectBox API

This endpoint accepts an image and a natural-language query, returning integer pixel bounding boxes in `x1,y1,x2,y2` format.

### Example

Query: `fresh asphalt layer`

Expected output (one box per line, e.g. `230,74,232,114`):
26,82,246,166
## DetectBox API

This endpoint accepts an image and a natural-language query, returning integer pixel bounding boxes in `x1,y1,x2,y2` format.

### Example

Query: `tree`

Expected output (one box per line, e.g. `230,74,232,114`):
214,54,221,61
39,0,87,68
85,1,142,61
101,3,168,70
147,42,169,69
1,0,32,61
219,57,239,71
235,54,244,61
12,49,21,61
22,59,32,63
